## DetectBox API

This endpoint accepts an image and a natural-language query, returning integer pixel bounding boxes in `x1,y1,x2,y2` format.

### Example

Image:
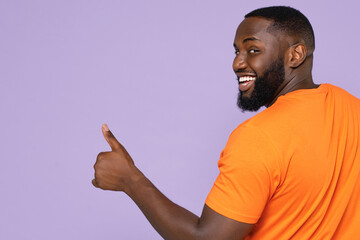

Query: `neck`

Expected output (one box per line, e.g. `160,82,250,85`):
265,59,318,107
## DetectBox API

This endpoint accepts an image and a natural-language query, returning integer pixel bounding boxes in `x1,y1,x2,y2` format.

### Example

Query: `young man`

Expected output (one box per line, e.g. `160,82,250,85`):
93,6,360,239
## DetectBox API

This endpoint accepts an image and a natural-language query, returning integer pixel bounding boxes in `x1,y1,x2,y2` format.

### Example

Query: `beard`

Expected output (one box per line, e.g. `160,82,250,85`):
237,57,285,112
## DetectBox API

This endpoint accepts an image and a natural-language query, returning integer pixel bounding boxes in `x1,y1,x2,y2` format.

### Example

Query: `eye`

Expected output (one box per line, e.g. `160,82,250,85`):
234,50,240,55
249,49,260,54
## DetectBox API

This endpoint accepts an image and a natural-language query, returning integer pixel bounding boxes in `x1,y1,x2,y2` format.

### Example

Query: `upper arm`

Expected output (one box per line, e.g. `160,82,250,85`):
196,204,253,240
195,124,281,239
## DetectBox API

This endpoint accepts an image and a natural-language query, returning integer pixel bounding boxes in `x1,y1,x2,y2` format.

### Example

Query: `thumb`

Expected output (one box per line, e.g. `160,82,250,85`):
102,124,121,151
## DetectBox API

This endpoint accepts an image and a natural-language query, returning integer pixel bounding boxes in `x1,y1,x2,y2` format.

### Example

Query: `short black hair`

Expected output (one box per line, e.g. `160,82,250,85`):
245,6,315,50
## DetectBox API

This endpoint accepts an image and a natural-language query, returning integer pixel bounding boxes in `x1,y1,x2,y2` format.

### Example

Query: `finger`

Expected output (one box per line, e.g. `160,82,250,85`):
92,179,99,188
102,124,121,151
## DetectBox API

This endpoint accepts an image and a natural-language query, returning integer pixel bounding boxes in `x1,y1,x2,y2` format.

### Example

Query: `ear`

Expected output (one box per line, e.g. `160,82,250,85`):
286,43,307,68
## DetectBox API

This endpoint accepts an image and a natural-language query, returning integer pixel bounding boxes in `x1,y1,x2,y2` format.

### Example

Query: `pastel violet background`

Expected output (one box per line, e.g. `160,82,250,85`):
1,0,359,239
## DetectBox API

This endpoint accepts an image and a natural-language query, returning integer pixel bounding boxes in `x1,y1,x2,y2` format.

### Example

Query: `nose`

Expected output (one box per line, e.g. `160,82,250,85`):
233,54,248,72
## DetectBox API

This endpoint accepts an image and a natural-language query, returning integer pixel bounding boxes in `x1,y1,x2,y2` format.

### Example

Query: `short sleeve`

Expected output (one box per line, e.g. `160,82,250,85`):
205,123,281,224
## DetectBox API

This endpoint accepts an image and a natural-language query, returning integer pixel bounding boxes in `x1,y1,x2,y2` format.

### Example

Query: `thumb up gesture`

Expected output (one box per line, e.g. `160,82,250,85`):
92,124,140,192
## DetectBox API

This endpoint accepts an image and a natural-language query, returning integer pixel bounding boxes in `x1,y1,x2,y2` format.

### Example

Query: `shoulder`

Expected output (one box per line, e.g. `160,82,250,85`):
240,84,346,132
324,84,360,103
225,121,281,168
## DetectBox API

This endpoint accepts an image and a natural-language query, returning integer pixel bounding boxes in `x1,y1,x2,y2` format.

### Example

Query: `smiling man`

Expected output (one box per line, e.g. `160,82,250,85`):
93,6,360,239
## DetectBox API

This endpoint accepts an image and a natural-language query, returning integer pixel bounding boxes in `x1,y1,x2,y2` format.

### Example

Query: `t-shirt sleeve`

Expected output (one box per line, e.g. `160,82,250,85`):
205,123,281,224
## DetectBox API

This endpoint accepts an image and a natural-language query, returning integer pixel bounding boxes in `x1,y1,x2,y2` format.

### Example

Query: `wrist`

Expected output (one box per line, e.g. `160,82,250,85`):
123,166,147,195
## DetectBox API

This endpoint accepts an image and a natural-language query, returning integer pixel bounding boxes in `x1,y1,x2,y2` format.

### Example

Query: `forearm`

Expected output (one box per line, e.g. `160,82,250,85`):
125,168,203,240
94,125,253,240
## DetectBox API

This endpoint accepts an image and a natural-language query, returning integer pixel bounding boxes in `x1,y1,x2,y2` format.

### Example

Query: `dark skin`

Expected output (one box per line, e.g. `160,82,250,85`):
93,17,318,239
233,17,318,106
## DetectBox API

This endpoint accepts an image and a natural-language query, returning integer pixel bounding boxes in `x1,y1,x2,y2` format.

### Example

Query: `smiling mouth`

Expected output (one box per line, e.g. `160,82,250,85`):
238,76,256,92
238,76,256,84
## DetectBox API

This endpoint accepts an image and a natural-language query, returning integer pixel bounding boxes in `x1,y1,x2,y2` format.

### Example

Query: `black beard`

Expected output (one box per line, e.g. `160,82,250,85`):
237,57,285,112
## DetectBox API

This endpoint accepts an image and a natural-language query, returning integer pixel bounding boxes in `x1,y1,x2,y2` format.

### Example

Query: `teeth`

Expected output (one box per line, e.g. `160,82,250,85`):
239,76,256,83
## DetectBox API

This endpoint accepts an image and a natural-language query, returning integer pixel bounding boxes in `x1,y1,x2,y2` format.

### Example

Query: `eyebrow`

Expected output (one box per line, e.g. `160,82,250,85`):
233,37,260,48
243,37,260,43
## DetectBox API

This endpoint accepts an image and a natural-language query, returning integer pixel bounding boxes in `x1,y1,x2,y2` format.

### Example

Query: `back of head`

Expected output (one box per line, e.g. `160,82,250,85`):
245,6,315,52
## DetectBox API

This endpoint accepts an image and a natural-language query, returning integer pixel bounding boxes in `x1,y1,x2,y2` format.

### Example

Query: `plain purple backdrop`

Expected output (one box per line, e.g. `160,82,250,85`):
1,0,359,239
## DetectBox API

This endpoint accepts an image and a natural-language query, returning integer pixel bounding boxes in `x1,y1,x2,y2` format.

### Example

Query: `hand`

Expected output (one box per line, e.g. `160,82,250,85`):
92,124,139,191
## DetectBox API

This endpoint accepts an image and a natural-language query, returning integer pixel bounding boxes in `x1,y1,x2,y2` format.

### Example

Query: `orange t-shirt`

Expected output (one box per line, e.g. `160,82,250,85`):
206,84,360,239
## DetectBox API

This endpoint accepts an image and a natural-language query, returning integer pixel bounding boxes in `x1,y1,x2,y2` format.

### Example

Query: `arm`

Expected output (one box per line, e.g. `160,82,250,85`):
92,124,253,240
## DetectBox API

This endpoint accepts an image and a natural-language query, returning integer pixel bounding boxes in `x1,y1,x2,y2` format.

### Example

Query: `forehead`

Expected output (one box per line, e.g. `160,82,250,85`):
235,17,276,44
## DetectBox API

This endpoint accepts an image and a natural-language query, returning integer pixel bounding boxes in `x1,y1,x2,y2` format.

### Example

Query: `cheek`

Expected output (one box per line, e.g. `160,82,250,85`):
248,58,266,76
249,55,278,77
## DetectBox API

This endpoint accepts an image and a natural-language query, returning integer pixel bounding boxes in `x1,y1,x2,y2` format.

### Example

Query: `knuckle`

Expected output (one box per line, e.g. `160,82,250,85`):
97,152,106,161
92,179,99,187
95,181,102,188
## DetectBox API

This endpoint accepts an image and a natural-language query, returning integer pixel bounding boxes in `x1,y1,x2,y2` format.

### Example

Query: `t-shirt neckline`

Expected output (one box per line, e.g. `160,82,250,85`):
277,83,328,100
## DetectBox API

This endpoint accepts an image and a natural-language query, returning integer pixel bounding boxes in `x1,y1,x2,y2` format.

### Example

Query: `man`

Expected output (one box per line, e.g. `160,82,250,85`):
93,6,360,239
